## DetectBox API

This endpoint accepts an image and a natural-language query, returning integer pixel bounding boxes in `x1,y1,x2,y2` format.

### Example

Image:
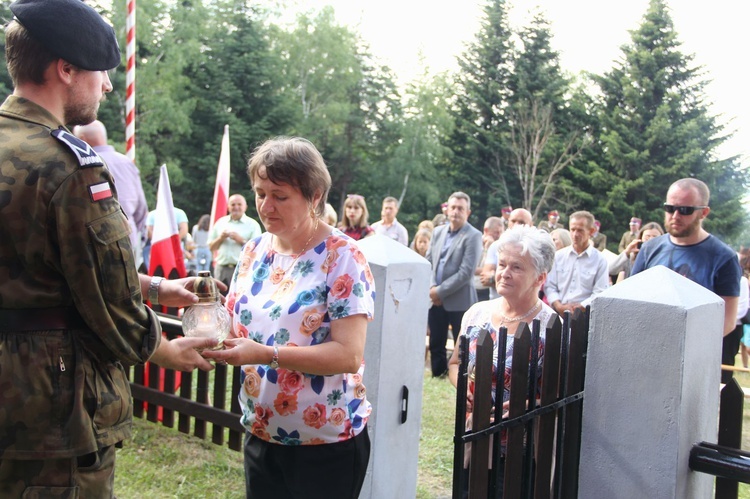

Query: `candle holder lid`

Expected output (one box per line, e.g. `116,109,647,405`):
194,270,219,303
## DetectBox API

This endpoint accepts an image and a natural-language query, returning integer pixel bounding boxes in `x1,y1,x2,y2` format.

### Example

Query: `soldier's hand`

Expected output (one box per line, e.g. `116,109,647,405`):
160,277,228,307
150,337,218,372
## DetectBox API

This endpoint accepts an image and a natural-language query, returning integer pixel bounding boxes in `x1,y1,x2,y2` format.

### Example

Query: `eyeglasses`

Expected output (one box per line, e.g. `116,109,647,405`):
663,204,707,215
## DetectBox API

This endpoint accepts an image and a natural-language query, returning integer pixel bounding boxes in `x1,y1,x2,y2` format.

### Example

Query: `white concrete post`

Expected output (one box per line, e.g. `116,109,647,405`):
357,235,431,499
578,265,725,498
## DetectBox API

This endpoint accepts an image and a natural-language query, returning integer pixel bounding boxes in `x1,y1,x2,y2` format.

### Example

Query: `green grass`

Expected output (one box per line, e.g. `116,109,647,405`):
114,419,245,498
731,366,750,499
115,369,455,498
116,365,750,498
416,375,457,499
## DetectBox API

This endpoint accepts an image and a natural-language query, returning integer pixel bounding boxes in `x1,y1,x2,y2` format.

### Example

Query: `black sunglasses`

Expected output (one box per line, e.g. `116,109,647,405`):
663,204,707,215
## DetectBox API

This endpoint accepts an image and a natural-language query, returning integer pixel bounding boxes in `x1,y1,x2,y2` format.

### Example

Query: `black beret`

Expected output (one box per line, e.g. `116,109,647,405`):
10,0,121,71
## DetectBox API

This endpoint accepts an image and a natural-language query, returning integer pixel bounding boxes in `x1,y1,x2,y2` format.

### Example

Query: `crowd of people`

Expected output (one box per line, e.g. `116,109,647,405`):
2,0,747,496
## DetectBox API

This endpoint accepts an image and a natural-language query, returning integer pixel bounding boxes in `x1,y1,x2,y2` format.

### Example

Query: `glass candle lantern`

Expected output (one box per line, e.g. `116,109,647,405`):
182,271,229,347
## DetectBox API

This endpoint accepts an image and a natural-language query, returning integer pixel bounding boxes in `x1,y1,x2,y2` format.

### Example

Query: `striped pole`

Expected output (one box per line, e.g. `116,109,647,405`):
125,0,136,161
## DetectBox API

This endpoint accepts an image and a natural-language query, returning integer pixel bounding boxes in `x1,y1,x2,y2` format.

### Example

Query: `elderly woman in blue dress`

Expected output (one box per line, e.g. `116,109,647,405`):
202,137,375,499
448,225,557,494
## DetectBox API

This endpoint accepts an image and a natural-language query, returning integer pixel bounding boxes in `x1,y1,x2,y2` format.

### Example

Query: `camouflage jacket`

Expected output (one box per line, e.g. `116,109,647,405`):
0,96,161,459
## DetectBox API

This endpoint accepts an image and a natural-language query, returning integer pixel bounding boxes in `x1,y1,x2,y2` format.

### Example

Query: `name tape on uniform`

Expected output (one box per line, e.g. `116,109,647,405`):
51,129,105,168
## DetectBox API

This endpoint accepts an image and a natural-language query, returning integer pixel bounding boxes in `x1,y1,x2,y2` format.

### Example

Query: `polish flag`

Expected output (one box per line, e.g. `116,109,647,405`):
209,125,230,232
148,164,186,281
145,165,185,417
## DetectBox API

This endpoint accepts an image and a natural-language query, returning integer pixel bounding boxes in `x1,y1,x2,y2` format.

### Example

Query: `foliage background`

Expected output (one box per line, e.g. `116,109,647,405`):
1,0,747,248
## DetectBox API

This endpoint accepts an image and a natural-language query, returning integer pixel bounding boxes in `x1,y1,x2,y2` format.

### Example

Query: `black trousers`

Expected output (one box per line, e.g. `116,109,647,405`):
428,305,465,377
244,428,370,499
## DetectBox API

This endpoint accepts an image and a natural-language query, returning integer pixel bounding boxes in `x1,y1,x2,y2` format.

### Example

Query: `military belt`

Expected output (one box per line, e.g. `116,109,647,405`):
0,307,86,331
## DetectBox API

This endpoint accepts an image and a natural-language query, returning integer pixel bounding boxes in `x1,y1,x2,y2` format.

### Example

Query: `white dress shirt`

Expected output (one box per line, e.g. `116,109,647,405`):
544,243,609,305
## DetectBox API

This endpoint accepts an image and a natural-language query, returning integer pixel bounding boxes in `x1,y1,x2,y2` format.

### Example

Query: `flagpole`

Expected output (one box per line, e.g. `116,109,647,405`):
125,0,136,161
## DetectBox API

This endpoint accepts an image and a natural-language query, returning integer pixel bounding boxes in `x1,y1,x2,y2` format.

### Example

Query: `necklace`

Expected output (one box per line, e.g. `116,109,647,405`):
272,217,319,280
499,300,541,323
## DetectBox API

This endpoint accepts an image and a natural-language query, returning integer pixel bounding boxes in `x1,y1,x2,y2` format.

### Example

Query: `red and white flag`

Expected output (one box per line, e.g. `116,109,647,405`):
148,164,186,280
209,125,230,232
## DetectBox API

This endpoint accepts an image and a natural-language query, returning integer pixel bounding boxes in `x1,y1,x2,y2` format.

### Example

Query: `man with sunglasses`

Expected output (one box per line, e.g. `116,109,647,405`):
632,178,741,355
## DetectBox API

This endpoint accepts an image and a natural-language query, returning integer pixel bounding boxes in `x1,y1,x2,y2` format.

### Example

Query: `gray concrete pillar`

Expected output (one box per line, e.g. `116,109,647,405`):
357,235,431,499
579,265,725,498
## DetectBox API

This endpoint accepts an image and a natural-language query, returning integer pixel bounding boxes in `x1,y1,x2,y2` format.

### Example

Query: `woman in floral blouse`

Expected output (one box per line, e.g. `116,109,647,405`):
203,137,375,498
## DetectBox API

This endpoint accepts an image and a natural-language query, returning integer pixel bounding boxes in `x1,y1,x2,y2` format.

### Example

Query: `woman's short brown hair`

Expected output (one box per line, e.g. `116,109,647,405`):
247,137,331,218
4,20,56,86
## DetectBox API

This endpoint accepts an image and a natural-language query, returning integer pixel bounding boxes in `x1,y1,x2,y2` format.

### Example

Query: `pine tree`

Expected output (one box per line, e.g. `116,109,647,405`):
448,0,515,220
594,0,747,241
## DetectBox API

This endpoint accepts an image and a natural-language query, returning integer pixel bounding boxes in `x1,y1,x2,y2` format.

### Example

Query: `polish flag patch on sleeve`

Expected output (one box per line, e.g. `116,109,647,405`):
89,181,113,202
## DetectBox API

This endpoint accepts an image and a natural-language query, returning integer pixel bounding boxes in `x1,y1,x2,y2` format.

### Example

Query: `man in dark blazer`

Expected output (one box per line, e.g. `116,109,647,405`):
426,192,483,377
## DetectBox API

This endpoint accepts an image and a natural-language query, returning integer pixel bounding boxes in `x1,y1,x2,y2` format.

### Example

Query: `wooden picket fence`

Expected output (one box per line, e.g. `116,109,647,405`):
452,308,589,498
127,313,245,451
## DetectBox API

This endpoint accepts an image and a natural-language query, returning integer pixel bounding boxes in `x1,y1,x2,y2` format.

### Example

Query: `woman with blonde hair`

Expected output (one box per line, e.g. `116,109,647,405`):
412,228,432,258
550,228,572,250
339,194,374,241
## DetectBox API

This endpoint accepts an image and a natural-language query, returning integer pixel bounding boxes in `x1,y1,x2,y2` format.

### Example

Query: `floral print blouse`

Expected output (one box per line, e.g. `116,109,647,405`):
460,298,555,406
227,229,376,445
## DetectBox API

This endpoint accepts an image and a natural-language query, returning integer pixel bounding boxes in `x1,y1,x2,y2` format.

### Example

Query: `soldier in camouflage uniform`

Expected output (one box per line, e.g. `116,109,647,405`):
0,0,219,496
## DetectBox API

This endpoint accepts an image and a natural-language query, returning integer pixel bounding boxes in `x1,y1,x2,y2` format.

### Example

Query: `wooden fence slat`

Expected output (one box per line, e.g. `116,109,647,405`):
524,322,541,498
504,325,531,499
468,329,494,499
178,370,193,434
553,311,572,498
492,327,510,499
453,335,470,499
717,379,744,499
534,315,563,499
229,366,244,451
131,364,145,418
146,362,161,422
212,362,228,445
558,308,588,498
194,368,210,439
161,368,177,428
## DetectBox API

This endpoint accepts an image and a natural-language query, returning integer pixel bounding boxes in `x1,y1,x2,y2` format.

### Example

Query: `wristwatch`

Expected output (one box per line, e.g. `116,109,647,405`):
148,276,164,305
270,345,280,369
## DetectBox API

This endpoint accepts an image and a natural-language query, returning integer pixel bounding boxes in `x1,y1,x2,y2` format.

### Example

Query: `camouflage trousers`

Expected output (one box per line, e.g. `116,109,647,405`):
0,445,115,498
